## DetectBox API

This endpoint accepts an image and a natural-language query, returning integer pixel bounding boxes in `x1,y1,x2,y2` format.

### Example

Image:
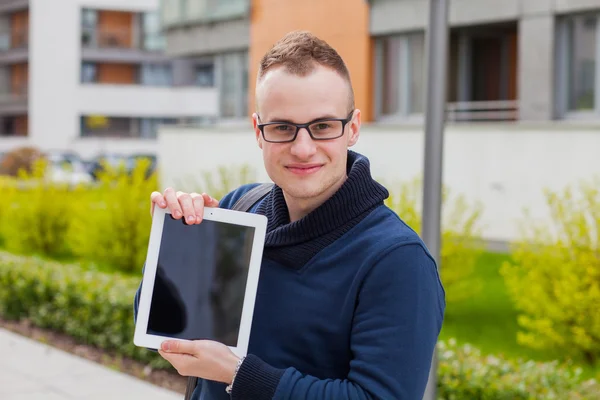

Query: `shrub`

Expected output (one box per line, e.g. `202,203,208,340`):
437,339,600,399
1,249,599,396
500,177,600,365
385,178,485,304
176,164,257,200
66,158,158,274
0,159,76,258
0,176,18,247
0,250,168,368
0,146,45,176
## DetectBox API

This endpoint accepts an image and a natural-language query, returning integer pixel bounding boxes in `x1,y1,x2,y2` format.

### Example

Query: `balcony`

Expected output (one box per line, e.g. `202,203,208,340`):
0,84,27,115
81,26,168,64
0,27,29,63
162,0,250,28
77,84,219,118
446,100,519,122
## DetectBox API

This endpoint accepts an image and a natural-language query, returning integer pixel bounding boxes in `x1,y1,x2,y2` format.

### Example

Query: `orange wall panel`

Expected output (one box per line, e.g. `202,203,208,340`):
10,10,29,48
249,0,373,121
11,63,28,94
98,10,133,48
97,63,136,84
14,115,28,136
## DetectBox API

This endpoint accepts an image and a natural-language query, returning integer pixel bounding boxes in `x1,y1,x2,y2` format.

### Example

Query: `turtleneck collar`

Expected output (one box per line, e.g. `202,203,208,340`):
255,150,389,270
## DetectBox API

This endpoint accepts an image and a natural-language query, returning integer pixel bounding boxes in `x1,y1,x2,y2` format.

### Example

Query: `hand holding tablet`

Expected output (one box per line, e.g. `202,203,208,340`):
134,188,268,360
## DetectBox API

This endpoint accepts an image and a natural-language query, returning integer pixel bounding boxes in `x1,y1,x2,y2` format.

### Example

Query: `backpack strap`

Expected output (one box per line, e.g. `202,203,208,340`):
231,183,274,212
183,182,273,400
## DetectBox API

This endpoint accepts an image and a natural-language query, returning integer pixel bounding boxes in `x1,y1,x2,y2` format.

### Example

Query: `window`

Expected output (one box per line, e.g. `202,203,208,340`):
140,118,178,138
81,116,179,138
557,13,600,117
81,9,98,47
375,33,425,120
195,63,215,87
0,115,28,136
142,12,166,51
567,15,596,111
81,62,97,83
81,116,135,138
220,53,239,117
140,63,173,86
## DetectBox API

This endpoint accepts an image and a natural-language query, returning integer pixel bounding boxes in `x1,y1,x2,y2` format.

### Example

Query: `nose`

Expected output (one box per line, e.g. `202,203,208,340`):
290,128,317,159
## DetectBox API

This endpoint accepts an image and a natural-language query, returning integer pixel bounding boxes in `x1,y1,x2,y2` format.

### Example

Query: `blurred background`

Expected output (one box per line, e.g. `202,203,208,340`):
0,0,599,399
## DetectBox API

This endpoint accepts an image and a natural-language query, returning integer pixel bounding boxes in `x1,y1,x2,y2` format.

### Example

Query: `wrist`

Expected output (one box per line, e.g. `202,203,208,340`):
222,353,241,384
225,356,245,394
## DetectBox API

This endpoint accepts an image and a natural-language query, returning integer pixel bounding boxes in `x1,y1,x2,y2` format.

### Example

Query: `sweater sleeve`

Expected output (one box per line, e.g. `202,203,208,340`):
230,243,446,400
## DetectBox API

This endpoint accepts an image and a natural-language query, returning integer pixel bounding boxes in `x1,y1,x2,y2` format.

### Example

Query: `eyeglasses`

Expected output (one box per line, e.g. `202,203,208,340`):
257,111,355,143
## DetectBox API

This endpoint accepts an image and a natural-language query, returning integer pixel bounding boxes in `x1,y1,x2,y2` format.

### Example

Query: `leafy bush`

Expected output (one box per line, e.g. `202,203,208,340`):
385,178,484,304
177,164,257,200
500,177,600,365
66,158,158,274
1,250,599,396
0,176,18,247
0,146,45,176
437,339,600,399
0,159,76,258
0,250,168,368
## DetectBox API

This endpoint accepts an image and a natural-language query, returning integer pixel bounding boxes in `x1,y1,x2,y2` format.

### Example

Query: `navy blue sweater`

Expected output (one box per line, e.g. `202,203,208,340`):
136,151,445,400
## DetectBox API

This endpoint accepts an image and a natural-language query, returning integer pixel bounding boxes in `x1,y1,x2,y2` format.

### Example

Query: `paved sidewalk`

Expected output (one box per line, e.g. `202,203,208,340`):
0,328,182,400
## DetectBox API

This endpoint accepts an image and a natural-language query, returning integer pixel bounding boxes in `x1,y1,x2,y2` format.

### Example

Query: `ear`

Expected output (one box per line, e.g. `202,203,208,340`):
252,113,263,149
347,109,361,147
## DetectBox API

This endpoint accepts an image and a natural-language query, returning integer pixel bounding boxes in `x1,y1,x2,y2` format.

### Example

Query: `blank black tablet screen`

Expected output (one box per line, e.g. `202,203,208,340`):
146,215,256,346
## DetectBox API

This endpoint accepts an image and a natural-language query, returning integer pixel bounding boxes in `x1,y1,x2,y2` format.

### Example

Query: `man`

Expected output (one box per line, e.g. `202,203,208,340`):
137,31,445,399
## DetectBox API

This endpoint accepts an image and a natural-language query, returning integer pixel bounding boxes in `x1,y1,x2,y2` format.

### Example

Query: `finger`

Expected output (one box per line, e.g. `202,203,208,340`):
201,193,219,208
191,193,205,224
163,187,182,219
158,350,195,376
177,192,196,225
161,339,197,355
150,191,166,216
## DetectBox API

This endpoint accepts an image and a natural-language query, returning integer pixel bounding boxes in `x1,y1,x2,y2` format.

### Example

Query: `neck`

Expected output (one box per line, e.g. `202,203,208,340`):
283,174,348,222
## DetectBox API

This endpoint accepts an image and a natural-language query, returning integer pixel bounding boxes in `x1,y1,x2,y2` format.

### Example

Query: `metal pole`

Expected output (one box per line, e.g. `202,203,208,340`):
421,0,449,399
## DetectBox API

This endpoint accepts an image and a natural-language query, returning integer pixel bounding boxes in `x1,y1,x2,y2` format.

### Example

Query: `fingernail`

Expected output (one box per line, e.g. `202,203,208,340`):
174,210,181,218
187,215,195,223
161,342,170,352
160,202,166,207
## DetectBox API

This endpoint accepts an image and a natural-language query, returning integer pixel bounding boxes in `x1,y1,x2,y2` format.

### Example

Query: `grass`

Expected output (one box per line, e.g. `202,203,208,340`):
440,250,600,379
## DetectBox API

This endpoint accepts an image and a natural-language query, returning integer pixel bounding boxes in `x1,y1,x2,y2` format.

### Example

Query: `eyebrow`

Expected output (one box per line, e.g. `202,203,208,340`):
264,114,341,124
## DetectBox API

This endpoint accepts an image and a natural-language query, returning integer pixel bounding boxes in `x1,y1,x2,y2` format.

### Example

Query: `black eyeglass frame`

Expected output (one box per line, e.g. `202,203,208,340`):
256,110,355,143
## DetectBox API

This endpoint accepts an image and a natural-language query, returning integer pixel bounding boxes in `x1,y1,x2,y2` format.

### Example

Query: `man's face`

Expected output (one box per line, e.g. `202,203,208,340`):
252,65,360,202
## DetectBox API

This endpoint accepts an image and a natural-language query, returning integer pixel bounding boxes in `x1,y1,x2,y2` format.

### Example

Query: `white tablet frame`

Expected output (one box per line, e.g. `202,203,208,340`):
133,206,268,358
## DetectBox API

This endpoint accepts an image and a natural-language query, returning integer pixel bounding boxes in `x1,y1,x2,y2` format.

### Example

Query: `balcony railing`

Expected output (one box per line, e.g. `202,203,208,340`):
446,100,519,122
81,26,165,51
163,0,250,26
82,26,133,49
0,84,28,104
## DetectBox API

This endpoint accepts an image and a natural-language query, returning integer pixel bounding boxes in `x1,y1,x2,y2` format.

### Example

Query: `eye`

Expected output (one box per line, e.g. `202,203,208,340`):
314,123,331,130
274,124,292,131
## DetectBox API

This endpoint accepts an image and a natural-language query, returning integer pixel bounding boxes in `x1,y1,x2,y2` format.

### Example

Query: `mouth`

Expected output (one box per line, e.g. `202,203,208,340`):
285,164,323,176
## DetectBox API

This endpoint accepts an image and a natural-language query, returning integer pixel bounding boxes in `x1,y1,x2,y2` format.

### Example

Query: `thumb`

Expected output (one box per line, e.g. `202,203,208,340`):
161,339,196,354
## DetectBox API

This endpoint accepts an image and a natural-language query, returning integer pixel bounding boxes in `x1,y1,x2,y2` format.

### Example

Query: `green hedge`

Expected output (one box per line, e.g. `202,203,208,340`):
437,339,599,399
0,251,168,369
1,251,599,398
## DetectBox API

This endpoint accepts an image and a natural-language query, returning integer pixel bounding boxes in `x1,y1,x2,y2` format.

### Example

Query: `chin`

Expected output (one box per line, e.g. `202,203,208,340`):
280,179,326,200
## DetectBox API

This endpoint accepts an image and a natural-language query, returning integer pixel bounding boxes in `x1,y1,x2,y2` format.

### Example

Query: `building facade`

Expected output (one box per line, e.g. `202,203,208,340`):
161,0,600,125
0,0,218,157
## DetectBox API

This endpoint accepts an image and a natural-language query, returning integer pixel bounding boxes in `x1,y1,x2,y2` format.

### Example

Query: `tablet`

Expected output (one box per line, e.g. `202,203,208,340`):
133,206,268,358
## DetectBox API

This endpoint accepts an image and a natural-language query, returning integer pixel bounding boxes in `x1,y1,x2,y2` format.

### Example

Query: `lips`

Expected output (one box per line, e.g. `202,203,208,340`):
285,164,323,175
